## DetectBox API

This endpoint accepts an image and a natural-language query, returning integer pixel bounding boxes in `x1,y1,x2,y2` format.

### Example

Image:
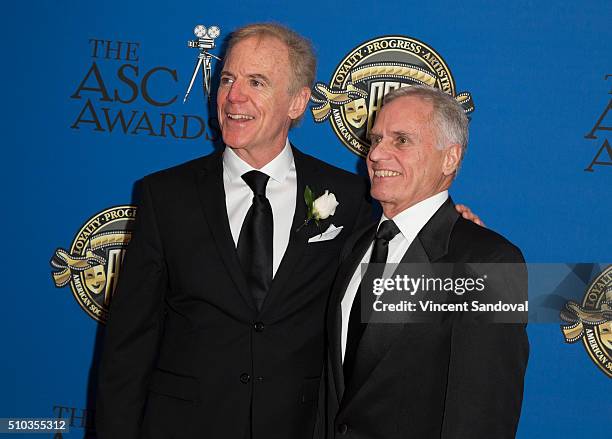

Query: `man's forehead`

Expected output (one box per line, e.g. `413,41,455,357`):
222,37,289,80
226,35,288,61
389,95,433,113
379,97,433,124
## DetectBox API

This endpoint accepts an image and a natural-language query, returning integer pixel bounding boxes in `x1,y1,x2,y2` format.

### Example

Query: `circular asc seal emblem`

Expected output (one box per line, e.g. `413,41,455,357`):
310,35,474,157
50,206,137,323
561,265,612,378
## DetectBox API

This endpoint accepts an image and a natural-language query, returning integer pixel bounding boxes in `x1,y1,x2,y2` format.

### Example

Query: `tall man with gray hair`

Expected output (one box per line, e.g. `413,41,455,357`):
96,23,373,439
322,85,528,439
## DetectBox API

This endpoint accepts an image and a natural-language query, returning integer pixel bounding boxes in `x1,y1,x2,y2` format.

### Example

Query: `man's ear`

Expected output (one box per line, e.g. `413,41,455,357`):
288,86,311,120
442,144,463,176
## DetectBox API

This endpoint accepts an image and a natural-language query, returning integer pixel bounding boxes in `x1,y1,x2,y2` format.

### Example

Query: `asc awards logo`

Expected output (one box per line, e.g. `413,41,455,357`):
50,206,136,323
310,35,474,157
560,265,612,378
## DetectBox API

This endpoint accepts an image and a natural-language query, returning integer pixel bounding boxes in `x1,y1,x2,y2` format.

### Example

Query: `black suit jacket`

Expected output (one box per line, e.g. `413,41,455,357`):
323,198,529,439
96,146,372,439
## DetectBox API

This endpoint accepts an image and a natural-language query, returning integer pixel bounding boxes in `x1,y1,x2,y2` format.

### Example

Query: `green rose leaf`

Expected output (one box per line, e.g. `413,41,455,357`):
304,185,315,221
304,185,314,207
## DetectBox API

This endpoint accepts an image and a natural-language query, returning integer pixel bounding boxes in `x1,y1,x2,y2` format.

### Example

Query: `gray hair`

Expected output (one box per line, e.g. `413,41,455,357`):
383,85,469,155
226,23,317,94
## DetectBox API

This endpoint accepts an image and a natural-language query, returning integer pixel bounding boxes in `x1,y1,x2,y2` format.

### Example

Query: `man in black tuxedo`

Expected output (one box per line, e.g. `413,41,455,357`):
323,86,529,439
95,24,373,439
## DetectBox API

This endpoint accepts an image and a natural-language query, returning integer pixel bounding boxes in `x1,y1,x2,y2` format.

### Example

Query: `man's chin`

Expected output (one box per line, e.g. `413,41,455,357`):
221,135,251,150
370,187,391,203
370,179,398,192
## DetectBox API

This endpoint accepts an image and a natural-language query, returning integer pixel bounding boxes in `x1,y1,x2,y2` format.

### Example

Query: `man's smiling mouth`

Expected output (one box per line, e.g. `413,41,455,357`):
373,170,401,177
227,113,255,120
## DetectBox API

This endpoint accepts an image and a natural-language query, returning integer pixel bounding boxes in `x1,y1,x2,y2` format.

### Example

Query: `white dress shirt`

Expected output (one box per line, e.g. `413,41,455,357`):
223,140,296,277
340,190,449,361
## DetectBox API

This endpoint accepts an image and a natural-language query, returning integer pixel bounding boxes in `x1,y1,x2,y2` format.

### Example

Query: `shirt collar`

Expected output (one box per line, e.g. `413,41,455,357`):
380,190,449,244
222,139,294,184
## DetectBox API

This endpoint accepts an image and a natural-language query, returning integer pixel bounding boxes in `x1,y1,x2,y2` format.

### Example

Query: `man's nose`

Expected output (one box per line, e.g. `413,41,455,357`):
368,141,389,162
227,81,247,103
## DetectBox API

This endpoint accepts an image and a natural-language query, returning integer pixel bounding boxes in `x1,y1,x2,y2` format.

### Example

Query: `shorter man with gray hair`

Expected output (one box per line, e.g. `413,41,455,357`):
322,86,528,438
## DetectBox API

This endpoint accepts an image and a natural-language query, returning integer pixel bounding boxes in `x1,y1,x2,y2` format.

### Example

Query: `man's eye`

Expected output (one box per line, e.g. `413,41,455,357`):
398,137,407,144
250,79,263,87
220,77,233,86
370,136,381,145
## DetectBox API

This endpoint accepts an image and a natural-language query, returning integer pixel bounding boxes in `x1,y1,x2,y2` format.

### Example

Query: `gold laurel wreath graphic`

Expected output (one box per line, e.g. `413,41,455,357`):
350,63,437,86
310,62,475,122
90,231,132,251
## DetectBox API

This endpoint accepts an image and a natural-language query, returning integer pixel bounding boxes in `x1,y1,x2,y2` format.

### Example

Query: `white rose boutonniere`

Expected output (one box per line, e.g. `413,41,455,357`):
297,186,339,231
313,190,339,219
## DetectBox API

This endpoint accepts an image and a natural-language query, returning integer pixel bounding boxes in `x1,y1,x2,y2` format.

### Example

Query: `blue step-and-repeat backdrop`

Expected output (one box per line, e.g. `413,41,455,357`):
2,0,611,437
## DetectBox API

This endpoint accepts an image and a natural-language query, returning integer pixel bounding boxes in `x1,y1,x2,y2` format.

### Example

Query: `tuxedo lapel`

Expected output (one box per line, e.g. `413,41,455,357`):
341,237,431,406
259,147,317,317
195,152,256,311
329,223,377,403
415,197,459,263
341,197,460,408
